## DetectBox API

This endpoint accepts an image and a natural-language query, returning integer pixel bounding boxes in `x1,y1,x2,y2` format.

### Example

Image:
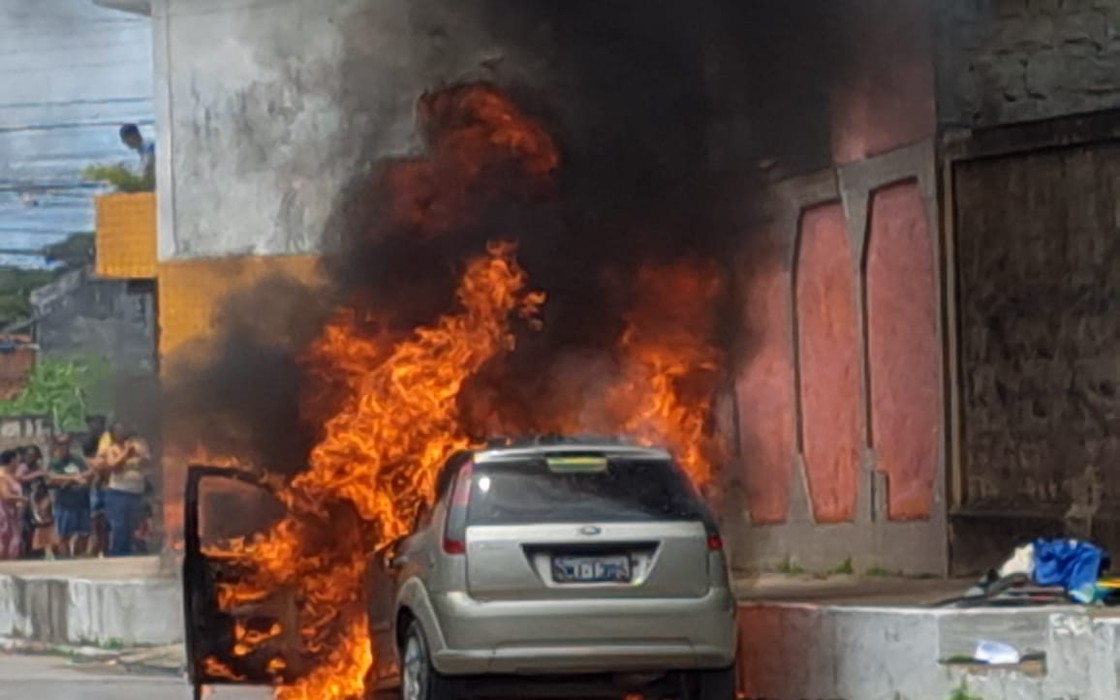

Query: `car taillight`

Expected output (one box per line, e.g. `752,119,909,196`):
443,461,473,555
442,538,466,555
707,531,724,552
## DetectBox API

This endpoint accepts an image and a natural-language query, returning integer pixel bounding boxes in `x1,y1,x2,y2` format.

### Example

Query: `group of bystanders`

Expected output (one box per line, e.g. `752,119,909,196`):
0,416,153,560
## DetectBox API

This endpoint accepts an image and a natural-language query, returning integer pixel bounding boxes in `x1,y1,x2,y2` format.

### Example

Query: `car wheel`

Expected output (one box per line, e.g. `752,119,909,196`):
683,666,736,700
401,620,458,700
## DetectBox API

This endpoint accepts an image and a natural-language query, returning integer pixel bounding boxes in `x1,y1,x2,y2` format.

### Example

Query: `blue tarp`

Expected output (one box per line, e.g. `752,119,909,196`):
1032,538,1104,604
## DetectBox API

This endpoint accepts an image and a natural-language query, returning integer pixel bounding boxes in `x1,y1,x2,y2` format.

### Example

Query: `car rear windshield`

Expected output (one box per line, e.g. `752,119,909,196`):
466,456,707,525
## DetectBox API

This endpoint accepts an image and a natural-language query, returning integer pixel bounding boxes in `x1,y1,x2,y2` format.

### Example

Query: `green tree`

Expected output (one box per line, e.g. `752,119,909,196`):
43,233,94,271
0,357,110,430
0,267,57,327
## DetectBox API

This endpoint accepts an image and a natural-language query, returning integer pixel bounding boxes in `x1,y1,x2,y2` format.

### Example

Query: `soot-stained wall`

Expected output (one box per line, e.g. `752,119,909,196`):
938,0,1120,128
950,127,1120,570
155,0,413,261
151,0,947,572
728,0,943,574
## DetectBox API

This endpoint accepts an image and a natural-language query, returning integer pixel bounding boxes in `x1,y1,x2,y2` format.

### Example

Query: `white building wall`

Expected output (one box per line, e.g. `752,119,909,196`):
152,0,514,262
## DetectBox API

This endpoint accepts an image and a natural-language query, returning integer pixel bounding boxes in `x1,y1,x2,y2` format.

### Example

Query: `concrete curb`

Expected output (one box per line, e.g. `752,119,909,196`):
739,602,1120,700
0,636,185,676
0,571,183,647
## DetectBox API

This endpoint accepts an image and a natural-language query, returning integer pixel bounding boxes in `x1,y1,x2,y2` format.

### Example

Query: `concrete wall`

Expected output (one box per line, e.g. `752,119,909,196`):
154,0,378,260
938,0,1120,128
31,267,156,373
726,1,945,575
0,415,53,453
0,571,181,646
152,0,540,262
740,602,1120,700
728,142,946,577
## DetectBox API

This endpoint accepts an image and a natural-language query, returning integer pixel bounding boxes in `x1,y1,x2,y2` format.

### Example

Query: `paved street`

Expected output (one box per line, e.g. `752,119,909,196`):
0,655,268,700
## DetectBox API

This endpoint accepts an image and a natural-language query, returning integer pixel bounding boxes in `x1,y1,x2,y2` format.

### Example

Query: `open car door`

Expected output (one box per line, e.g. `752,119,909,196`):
183,465,308,699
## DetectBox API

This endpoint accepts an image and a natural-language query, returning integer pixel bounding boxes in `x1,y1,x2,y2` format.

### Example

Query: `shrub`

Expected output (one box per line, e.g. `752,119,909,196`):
0,357,110,430
82,163,153,193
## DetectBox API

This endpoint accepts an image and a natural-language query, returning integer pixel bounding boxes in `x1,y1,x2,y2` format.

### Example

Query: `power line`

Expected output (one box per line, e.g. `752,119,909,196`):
0,18,141,41
0,38,149,60
0,96,149,110
0,59,150,75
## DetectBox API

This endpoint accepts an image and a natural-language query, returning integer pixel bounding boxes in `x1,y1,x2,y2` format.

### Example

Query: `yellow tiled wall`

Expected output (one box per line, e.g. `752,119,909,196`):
157,254,322,360
157,253,322,547
95,193,157,279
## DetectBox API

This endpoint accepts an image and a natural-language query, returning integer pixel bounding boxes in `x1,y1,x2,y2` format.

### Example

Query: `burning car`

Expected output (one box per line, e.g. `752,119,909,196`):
182,436,737,700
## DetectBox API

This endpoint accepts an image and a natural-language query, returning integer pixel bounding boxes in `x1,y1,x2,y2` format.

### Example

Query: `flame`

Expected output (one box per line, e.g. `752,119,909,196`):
206,243,540,699
384,83,557,238
203,656,247,682
233,621,283,656
520,261,725,486
295,241,543,536
609,262,725,487
192,84,724,700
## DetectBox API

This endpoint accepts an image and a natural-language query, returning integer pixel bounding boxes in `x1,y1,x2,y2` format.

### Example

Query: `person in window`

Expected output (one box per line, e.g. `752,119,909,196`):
119,123,155,188
92,423,150,557
47,434,92,558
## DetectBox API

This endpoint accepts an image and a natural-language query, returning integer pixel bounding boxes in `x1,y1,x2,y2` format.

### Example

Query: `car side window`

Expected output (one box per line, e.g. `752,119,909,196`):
412,501,432,534
434,449,472,502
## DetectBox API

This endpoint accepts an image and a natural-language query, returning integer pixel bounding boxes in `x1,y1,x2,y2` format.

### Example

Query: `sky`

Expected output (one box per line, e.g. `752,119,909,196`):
0,0,153,268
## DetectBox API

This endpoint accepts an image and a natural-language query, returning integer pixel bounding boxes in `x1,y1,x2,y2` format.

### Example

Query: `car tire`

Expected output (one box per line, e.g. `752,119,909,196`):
683,666,736,700
401,620,458,700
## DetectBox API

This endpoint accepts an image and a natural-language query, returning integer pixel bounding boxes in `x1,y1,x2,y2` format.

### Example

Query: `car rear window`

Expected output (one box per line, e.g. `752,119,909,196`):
465,456,707,525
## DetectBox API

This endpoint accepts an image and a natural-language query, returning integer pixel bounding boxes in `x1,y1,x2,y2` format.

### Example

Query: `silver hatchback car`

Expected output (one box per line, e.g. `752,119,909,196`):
364,438,738,700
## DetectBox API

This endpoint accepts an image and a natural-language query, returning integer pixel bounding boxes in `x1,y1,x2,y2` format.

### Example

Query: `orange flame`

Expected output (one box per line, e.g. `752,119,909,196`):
384,83,558,238
295,241,543,537
609,261,725,486
203,656,247,682
207,243,540,699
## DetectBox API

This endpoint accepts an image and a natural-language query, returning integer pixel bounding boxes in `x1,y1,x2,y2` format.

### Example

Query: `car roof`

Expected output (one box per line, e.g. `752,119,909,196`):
473,442,671,464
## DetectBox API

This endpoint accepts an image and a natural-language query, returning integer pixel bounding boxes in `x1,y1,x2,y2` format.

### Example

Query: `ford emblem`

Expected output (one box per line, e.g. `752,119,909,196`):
579,525,602,536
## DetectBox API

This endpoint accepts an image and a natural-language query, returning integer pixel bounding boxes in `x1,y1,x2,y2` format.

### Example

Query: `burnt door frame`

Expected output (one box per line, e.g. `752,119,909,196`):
183,464,302,692
941,108,1120,573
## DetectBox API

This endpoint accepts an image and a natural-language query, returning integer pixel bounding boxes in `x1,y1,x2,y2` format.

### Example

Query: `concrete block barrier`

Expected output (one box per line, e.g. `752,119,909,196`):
0,569,181,647
738,602,1120,700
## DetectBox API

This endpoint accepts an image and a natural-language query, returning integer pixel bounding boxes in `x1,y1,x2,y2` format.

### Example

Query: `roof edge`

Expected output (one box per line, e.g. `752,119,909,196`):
92,0,151,17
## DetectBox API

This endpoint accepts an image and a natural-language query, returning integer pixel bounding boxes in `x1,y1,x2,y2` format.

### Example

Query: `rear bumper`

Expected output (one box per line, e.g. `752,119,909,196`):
427,588,737,675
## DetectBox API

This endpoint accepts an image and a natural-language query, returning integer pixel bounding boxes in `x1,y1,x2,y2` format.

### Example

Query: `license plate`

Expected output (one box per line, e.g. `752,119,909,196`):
552,555,631,583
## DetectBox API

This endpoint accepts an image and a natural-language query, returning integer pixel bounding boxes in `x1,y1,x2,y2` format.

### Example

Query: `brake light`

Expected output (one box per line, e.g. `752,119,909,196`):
443,462,473,555
451,462,473,506
707,532,724,551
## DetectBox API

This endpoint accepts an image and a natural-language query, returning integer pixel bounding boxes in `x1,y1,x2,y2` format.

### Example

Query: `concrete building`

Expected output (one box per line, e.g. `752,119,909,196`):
96,0,1120,576
30,267,156,375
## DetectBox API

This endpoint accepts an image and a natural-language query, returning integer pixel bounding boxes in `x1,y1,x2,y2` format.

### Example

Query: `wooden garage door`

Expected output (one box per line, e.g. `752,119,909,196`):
953,141,1120,570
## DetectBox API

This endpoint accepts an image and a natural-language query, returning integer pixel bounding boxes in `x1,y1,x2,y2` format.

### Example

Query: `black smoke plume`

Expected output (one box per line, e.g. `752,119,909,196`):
165,0,858,477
